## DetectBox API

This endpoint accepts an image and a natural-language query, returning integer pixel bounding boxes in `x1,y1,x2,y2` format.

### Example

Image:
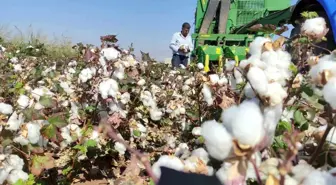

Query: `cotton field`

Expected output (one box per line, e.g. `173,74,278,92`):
1,17,336,185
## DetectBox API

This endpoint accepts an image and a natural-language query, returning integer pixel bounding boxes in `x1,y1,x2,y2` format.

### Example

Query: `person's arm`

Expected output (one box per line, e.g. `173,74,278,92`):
169,33,180,52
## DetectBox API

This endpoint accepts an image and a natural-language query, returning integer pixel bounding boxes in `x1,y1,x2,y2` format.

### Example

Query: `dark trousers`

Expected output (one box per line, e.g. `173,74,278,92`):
171,54,189,68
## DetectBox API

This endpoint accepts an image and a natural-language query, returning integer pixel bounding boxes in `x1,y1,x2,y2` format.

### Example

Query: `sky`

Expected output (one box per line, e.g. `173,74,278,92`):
0,0,298,61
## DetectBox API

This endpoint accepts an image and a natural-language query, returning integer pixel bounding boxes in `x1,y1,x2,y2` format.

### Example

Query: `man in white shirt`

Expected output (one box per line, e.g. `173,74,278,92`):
169,22,194,68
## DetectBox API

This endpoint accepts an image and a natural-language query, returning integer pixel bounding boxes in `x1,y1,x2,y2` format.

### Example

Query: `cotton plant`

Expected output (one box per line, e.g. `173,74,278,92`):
0,154,29,184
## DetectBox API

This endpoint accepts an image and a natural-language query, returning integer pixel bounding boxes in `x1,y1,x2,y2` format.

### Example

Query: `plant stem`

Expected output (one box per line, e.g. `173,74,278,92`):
309,123,333,164
250,158,263,185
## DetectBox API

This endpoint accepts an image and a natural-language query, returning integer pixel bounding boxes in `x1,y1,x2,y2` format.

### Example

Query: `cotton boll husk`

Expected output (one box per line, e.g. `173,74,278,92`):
244,83,256,98
201,120,233,160
152,155,185,178
201,84,213,106
230,100,265,147
0,103,13,115
322,77,336,109
249,37,272,57
247,66,268,95
301,170,336,185
101,47,120,61
6,112,24,131
6,169,29,184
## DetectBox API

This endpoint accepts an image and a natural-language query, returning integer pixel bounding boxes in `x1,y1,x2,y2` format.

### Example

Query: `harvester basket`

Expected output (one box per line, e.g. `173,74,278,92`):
236,0,266,27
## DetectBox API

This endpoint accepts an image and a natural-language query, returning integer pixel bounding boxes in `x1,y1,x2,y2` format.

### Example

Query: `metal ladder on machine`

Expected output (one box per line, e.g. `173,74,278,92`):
198,0,231,71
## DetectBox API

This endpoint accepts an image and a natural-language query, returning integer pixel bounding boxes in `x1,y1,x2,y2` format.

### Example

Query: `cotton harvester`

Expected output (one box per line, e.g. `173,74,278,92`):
192,0,336,72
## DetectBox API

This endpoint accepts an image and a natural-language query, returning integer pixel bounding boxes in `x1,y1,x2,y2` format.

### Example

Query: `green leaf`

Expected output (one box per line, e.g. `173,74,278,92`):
133,130,141,137
47,115,67,128
294,110,307,126
15,82,24,89
73,144,87,154
39,95,53,108
84,139,97,148
41,124,57,140
22,108,44,122
301,91,324,110
300,122,309,131
62,166,73,175
289,64,298,74
276,121,291,136
197,136,205,144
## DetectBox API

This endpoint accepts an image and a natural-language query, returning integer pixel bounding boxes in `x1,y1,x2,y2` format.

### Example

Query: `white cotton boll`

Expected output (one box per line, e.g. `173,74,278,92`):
197,63,204,69
113,66,125,80
244,83,256,98
302,170,335,185
218,76,228,86
180,64,186,69
174,143,190,158
13,135,29,146
231,100,265,146
201,120,233,161
6,169,29,184
114,142,126,155
0,167,10,184
17,95,30,109
192,127,202,136
60,81,74,95
233,68,244,84
34,102,44,110
137,123,147,133
249,37,272,57
27,122,41,144
309,60,336,83
10,57,19,64
68,67,76,74
291,161,315,182
5,155,25,170
152,155,185,178
220,105,239,133
31,87,53,101
201,84,213,106
322,78,336,109
79,68,94,83
265,82,288,106
149,108,162,121
137,78,146,86
215,162,233,184
13,64,23,72
0,103,13,115
6,112,24,131
191,148,209,164
120,92,131,104
247,67,268,95
209,74,219,85
184,77,195,85
101,47,120,61
263,104,283,146
225,60,236,71
98,79,119,99
301,17,327,38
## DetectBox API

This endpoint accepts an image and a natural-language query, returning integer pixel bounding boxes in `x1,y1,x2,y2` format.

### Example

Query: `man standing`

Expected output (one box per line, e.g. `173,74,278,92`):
169,22,194,68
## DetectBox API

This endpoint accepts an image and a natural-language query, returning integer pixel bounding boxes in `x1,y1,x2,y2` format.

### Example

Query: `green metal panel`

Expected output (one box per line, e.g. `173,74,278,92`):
265,0,291,11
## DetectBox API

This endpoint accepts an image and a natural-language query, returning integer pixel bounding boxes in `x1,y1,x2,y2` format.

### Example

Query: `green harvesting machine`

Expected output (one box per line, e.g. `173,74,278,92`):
192,0,292,72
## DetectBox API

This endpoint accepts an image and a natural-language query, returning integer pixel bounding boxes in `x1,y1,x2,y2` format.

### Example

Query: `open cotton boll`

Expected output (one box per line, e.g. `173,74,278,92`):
113,66,125,80
31,86,54,101
302,170,336,185
201,84,213,106
197,63,204,69
174,143,190,159
309,60,336,84
17,95,30,109
263,104,283,146
225,60,236,71
249,37,272,57
244,83,256,98
231,100,265,147
0,103,13,115
218,76,228,86
291,161,315,183
114,142,126,155
192,127,202,136
209,74,219,85
98,79,119,99
0,167,10,184
6,112,24,131
100,47,120,61
201,120,233,161
13,64,23,72
6,169,29,184
79,68,94,83
322,78,336,109
220,105,239,133
149,108,163,121
152,155,185,179
137,78,146,86
10,57,19,64
26,122,42,144
265,82,288,106
301,17,328,39
191,148,209,164
233,68,244,84
247,67,268,95
4,155,25,170
120,92,131,104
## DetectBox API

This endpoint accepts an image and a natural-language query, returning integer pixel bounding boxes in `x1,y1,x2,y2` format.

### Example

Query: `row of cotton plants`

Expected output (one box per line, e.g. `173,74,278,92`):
0,16,336,185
